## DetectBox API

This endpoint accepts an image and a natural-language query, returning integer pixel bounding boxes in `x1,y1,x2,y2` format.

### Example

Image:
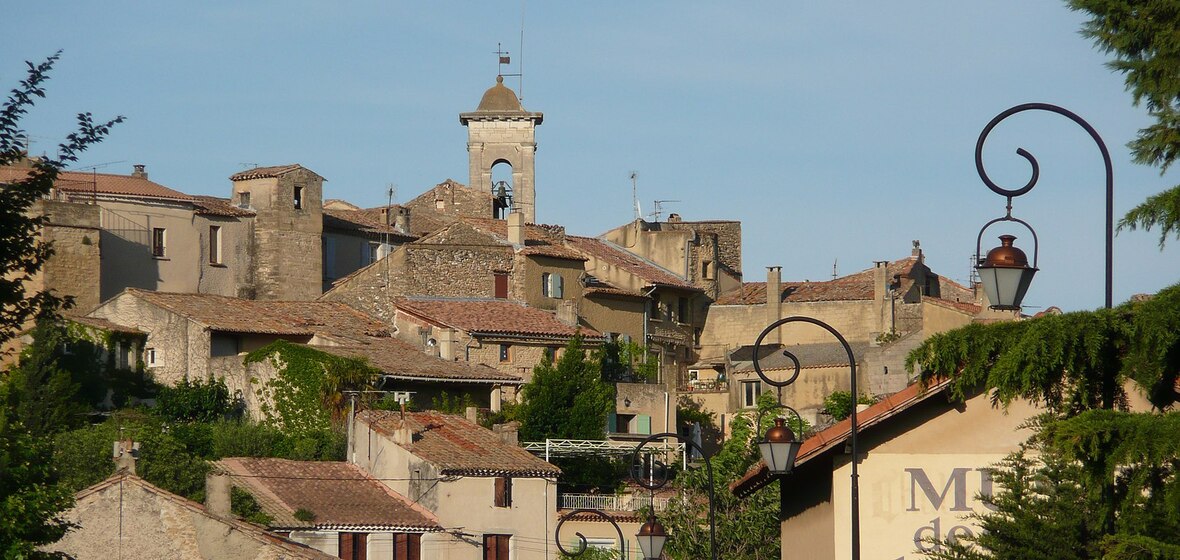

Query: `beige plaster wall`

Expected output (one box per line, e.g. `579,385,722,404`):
554,518,645,559
351,417,558,560
98,199,202,301
580,295,645,343
699,300,883,361
920,301,976,335
615,382,675,436
519,256,585,311
194,214,254,299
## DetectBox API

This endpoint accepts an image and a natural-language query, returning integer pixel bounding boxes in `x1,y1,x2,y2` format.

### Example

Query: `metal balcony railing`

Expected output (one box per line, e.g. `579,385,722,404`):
559,493,670,512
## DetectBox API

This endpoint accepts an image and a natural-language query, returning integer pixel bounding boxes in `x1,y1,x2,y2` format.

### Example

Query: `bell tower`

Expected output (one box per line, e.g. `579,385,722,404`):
459,75,543,223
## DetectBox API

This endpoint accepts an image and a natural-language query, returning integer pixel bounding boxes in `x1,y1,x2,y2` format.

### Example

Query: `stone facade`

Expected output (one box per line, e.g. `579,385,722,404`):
404,178,495,221
232,167,324,301
30,200,101,313
600,218,744,298
460,76,543,224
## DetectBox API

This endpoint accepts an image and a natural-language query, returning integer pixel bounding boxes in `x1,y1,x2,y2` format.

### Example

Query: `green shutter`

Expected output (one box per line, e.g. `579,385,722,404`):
637,414,651,435
607,413,617,433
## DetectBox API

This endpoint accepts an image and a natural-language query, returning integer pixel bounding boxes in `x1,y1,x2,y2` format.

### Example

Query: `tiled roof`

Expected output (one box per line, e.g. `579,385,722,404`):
462,217,587,261
192,195,256,217
215,458,442,531
356,205,452,238
730,341,870,373
323,207,415,240
64,315,145,335
922,296,982,315
118,289,387,337
229,164,309,181
565,236,697,291
358,410,561,477
731,377,952,498
395,298,601,339
0,167,193,201
584,285,645,298
74,473,336,559
310,338,522,384
715,258,919,305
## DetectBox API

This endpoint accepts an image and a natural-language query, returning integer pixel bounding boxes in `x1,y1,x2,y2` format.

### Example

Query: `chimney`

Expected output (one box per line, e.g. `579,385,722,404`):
113,440,139,474
766,266,782,344
668,213,682,223
493,421,520,445
556,299,578,326
393,421,414,446
205,470,231,518
438,328,457,361
507,211,525,246
465,406,479,424
912,239,923,259
131,164,147,179
395,207,411,235
873,261,889,302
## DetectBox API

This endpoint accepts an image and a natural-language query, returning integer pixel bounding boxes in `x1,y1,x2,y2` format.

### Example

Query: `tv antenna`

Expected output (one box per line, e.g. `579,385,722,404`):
648,200,680,222
832,259,838,280
630,171,640,221
71,160,125,172
239,162,259,169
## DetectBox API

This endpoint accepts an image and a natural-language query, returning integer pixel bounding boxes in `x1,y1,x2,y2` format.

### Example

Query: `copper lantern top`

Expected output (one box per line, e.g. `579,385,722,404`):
765,417,796,444
982,235,1029,268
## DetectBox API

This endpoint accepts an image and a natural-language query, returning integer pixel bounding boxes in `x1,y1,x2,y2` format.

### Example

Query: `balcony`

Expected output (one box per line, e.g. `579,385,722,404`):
559,493,670,513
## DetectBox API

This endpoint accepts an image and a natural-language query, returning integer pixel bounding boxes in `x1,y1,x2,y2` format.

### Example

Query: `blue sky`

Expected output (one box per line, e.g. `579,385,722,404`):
4,1,1178,312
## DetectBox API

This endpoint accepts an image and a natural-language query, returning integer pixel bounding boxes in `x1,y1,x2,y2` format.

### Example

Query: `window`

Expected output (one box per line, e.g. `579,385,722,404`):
210,333,241,357
151,228,166,257
338,532,367,560
702,260,712,280
678,297,689,323
238,191,250,208
367,242,379,265
483,535,510,560
114,341,129,369
494,477,513,508
542,273,563,298
494,273,508,299
499,344,511,363
146,348,158,367
294,185,304,209
208,226,222,264
391,533,421,560
741,380,763,408
649,293,661,321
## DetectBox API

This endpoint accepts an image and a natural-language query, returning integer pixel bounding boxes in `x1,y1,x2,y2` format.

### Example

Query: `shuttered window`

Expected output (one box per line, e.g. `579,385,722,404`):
484,535,510,560
392,533,421,560
338,532,367,560
494,477,513,508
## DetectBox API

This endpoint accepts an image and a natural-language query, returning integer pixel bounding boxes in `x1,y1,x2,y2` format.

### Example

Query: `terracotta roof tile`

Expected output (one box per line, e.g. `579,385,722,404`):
731,377,951,497
358,205,452,238
65,315,145,335
118,289,387,337
229,164,309,181
715,258,920,305
215,458,442,531
461,217,587,261
192,195,256,217
396,298,600,339
922,296,982,315
358,410,561,477
323,207,415,240
565,236,697,291
310,339,522,384
0,167,193,201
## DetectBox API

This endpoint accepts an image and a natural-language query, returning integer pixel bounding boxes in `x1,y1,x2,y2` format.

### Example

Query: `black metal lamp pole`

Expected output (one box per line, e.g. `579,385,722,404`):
554,433,717,560
753,316,860,560
974,103,1114,310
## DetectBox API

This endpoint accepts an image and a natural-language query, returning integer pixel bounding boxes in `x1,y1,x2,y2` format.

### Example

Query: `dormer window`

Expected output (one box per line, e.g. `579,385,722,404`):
294,186,304,209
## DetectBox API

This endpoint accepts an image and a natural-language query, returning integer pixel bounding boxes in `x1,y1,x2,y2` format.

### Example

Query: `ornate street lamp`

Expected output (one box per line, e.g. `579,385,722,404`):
554,433,717,560
752,316,860,560
974,103,1114,310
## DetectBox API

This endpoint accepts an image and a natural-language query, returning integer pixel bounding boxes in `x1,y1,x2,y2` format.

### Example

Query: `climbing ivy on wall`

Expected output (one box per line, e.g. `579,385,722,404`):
245,340,379,435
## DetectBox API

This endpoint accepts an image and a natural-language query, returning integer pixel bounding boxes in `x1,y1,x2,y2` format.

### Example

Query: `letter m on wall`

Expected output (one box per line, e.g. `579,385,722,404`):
905,468,971,512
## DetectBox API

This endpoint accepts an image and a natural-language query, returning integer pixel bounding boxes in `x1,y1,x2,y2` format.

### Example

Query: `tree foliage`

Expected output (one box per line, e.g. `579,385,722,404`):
518,335,615,442
1067,0,1180,247
156,377,234,423
910,285,1180,558
0,52,123,349
661,393,806,560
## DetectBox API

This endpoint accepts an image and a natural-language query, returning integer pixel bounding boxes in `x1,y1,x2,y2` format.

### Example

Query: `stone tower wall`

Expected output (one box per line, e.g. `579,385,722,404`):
465,119,538,223
235,169,323,301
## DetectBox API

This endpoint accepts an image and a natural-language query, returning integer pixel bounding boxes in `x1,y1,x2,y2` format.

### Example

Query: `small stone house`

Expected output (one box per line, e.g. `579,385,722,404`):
212,458,443,559
351,409,562,560
46,471,335,560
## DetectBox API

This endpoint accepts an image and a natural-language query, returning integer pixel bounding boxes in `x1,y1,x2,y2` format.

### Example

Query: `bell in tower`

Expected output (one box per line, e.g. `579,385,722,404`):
459,75,543,223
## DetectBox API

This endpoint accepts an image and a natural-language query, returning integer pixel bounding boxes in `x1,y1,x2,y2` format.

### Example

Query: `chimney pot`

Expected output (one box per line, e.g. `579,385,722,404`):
132,164,147,179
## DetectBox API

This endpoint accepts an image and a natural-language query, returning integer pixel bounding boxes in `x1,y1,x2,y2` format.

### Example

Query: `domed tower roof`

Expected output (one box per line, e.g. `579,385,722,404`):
476,75,524,112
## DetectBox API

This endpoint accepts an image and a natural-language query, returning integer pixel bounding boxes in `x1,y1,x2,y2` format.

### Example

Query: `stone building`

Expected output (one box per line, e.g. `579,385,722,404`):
212,458,443,559
460,76,543,223
599,216,744,299
47,471,335,559
351,409,562,560
86,289,519,416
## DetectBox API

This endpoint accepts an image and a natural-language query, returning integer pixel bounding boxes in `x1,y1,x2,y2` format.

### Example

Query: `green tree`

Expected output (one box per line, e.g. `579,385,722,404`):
1067,0,1180,247
518,335,615,442
822,390,877,422
0,52,123,349
156,377,233,423
0,52,121,557
661,393,805,560
4,318,87,438
908,284,1180,558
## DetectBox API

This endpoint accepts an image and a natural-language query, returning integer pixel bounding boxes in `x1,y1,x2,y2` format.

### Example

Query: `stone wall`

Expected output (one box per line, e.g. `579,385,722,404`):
699,299,884,361
404,179,493,220
195,214,254,299
239,168,323,301
32,200,101,314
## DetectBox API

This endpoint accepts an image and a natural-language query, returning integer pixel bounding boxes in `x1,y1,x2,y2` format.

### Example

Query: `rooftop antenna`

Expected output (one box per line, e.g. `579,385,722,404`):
630,171,640,221
832,259,838,280
239,162,259,169
649,200,680,222
518,0,526,101
71,160,125,172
